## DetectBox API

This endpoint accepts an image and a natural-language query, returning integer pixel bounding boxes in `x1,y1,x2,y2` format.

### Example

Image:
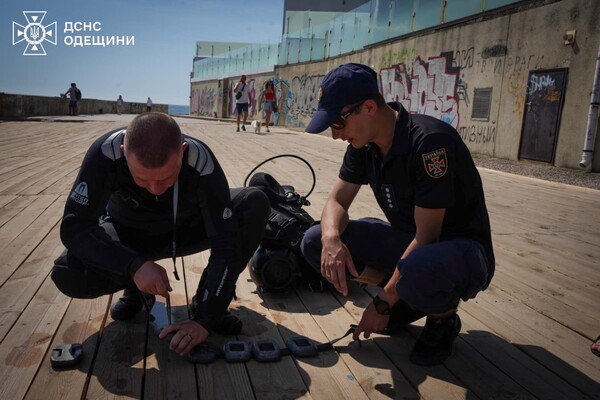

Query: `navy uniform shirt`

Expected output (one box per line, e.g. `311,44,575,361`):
339,102,494,267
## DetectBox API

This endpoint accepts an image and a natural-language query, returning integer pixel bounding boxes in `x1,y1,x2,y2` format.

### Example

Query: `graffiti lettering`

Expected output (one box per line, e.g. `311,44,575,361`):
505,54,544,73
459,124,496,144
527,74,555,96
380,55,460,129
380,49,417,68
442,47,474,69
474,58,503,74
482,44,508,59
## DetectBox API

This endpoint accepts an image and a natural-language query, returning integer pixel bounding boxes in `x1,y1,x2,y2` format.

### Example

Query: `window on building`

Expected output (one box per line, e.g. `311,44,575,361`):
472,87,492,121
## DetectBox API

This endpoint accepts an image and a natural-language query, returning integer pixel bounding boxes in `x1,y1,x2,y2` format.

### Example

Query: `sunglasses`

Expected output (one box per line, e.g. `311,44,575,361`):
330,101,365,130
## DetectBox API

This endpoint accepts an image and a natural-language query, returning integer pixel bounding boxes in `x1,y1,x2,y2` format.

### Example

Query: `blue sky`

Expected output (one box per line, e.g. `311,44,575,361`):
1,0,284,105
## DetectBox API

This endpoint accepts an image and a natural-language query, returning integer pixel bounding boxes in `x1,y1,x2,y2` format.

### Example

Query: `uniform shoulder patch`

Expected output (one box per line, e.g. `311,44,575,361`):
422,148,448,178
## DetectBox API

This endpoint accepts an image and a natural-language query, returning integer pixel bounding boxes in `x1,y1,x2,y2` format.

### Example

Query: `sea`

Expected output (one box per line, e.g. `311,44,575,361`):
168,104,190,115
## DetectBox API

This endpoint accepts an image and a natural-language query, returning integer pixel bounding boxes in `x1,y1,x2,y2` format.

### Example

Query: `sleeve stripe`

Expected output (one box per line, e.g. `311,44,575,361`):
185,138,215,176
100,129,125,161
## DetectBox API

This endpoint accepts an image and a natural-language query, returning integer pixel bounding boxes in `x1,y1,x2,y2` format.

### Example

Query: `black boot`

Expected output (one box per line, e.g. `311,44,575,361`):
190,295,243,336
110,288,156,320
213,312,243,336
409,313,461,366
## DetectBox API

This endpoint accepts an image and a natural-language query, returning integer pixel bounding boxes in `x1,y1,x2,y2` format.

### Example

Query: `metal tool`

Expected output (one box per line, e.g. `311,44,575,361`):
166,293,172,325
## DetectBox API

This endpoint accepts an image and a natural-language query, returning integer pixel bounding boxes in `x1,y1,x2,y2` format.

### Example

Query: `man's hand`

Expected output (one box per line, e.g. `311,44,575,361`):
352,302,390,340
133,261,172,297
159,320,209,357
321,237,359,296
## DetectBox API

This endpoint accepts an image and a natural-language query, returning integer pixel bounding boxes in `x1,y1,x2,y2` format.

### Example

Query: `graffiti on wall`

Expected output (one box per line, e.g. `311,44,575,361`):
380,54,460,128
380,48,417,69
459,123,496,144
288,74,325,126
196,87,217,116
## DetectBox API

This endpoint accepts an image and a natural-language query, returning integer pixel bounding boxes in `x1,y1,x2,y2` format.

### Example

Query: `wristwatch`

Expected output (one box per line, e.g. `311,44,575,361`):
372,294,392,315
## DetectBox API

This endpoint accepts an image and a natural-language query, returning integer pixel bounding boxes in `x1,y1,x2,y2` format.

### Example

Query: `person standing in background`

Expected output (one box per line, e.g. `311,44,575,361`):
65,83,80,116
146,97,153,112
116,95,125,115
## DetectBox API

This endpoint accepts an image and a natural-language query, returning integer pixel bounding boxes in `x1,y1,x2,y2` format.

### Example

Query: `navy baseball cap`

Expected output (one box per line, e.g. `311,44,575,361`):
305,63,380,133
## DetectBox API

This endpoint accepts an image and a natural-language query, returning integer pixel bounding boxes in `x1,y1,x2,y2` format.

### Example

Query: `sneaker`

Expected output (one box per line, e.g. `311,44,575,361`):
266,128,270,132
241,125,246,131
236,127,240,132
110,288,156,320
409,313,461,366
213,312,243,336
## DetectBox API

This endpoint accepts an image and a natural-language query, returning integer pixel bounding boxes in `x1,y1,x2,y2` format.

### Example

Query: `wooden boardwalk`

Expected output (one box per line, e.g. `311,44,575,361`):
0,114,598,400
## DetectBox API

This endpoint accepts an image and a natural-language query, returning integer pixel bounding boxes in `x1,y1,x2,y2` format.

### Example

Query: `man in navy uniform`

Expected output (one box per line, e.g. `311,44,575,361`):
300,63,494,365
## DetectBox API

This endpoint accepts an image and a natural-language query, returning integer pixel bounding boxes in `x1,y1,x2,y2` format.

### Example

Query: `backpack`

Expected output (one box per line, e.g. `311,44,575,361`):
75,89,82,100
247,172,324,292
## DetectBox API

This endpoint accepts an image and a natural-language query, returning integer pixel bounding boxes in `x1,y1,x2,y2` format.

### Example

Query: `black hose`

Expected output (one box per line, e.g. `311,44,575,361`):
243,154,316,200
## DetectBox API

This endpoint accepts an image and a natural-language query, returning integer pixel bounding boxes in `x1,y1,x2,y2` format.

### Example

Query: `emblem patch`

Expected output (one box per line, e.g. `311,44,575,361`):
422,148,448,178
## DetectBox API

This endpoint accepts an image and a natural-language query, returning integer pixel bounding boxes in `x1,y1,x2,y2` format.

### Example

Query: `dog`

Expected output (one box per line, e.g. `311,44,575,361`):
250,120,262,134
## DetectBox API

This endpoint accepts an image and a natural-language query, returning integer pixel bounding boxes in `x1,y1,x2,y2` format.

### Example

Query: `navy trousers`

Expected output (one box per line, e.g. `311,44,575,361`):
300,217,492,314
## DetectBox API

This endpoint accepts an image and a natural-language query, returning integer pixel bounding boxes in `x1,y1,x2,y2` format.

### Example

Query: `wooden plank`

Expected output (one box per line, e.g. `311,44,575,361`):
297,283,421,399
457,311,592,400
229,268,313,399
0,195,36,228
0,224,64,341
332,284,475,400
143,259,199,400
460,287,600,398
261,286,378,399
84,297,148,398
25,296,110,400
0,195,58,253
186,251,255,400
0,275,71,400
0,195,64,286
491,268,598,339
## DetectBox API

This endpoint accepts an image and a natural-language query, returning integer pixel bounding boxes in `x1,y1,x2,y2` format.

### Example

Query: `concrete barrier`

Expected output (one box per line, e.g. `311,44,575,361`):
0,92,167,118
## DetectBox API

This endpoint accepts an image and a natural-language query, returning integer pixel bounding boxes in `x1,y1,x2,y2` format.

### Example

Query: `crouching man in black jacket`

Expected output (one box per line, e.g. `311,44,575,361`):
52,113,270,356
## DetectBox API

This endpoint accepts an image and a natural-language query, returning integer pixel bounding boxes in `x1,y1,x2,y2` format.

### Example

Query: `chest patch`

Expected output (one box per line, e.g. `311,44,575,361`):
422,148,448,178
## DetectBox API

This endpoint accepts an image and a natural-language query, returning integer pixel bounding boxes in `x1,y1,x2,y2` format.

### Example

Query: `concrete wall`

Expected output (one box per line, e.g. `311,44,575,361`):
193,0,600,170
0,93,167,118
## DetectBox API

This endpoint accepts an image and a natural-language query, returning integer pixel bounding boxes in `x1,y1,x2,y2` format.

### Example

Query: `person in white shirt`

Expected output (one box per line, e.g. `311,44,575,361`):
233,75,249,132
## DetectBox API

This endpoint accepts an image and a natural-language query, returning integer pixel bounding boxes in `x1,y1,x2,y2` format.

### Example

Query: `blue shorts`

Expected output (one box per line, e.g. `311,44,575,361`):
236,102,248,114
300,217,493,314
69,100,77,107
263,101,273,111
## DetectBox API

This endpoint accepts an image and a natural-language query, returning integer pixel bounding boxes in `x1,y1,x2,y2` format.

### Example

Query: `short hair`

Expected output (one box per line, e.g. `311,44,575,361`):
124,113,183,168
366,93,387,108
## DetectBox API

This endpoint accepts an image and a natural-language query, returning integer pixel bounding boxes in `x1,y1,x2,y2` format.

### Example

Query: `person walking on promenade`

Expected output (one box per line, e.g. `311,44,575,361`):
233,75,249,132
300,63,495,366
51,112,270,357
259,81,277,133
146,97,153,112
